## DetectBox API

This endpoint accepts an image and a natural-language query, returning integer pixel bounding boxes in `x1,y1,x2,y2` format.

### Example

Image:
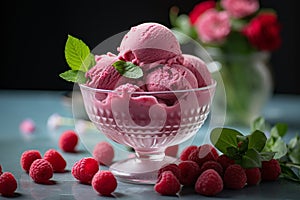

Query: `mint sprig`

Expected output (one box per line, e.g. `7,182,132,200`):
59,35,95,83
210,128,273,168
112,60,143,79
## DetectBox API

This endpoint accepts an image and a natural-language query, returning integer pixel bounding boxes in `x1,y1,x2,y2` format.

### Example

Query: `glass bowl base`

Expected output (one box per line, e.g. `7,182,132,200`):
109,155,177,184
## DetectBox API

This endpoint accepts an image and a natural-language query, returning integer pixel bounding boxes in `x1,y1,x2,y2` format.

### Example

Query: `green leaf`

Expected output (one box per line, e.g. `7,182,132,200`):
210,128,243,154
247,130,267,152
65,35,91,71
280,163,300,182
112,60,143,79
59,70,86,83
271,138,288,159
241,149,261,168
288,135,300,164
226,147,242,160
251,116,266,132
270,123,288,138
260,151,275,161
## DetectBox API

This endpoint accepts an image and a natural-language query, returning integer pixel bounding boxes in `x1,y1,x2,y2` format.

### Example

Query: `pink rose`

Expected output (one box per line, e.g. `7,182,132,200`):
195,10,231,44
221,0,259,18
189,0,216,25
242,12,281,51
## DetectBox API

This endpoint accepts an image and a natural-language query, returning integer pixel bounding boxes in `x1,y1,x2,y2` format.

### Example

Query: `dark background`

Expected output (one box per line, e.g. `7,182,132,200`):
1,0,299,94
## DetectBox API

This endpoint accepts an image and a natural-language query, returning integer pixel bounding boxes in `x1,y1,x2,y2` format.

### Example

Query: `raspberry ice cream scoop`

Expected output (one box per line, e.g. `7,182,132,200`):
118,22,182,65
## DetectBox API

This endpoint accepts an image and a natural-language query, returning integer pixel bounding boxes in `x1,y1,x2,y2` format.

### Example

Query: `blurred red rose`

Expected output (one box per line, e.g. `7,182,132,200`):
242,13,281,51
189,0,216,25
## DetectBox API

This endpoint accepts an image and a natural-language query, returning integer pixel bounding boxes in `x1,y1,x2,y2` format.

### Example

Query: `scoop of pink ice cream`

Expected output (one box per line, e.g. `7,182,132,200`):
118,22,182,65
145,64,198,104
182,54,212,87
85,53,121,90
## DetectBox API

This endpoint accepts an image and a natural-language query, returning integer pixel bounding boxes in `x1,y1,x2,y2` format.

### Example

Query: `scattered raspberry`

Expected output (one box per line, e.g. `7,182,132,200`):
92,142,114,166
20,150,42,172
165,145,179,157
178,160,200,186
223,164,247,189
72,157,99,184
217,154,235,170
154,171,181,196
188,144,218,167
195,169,223,196
180,145,197,161
29,159,53,184
261,159,281,181
245,167,261,185
59,130,79,152
157,163,181,180
43,149,67,172
0,172,17,197
92,170,117,196
19,118,36,134
200,161,223,177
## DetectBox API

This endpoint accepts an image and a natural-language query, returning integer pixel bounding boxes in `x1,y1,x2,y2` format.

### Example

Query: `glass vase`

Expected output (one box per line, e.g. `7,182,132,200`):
211,51,273,126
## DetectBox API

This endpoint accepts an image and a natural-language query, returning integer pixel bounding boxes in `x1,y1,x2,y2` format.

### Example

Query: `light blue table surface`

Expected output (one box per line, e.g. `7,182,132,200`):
0,90,299,199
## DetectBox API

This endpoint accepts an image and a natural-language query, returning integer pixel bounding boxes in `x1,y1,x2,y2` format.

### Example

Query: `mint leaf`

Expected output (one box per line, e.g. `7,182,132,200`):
59,70,87,84
227,147,242,160
288,135,300,164
65,35,92,71
270,123,288,138
112,60,143,79
270,138,288,159
241,149,261,168
247,130,267,152
210,128,243,154
280,164,300,182
260,151,275,161
251,116,266,132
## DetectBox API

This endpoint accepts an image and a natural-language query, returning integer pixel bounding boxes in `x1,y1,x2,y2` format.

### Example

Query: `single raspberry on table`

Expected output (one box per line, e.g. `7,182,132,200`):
43,149,67,172
195,169,223,196
29,159,53,184
217,154,235,170
72,157,99,184
179,145,197,161
154,171,181,196
261,159,281,181
92,141,114,166
178,160,200,186
0,172,18,197
245,167,261,185
157,163,181,180
59,130,79,152
20,150,42,172
188,144,219,167
223,164,247,189
92,170,117,196
200,160,223,177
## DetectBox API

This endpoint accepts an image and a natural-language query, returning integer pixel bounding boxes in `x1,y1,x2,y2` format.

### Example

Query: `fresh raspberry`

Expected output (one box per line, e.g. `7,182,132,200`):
0,172,17,197
195,169,223,196
188,144,218,167
157,163,181,180
72,157,99,184
223,164,247,189
217,154,235,170
178,160,200,186
92,170,117,196
245,167,261,185
261,159,281,181
92,142,114,166
43,149,67,172
29,159,53,184
154,171,181,196
59,130,79,152
200,161,223,177
0,164,2,175
20,150,42,172
179,145,197,161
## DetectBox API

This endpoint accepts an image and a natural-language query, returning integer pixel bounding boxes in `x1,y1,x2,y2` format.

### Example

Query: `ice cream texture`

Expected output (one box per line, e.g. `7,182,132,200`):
81,22,215,149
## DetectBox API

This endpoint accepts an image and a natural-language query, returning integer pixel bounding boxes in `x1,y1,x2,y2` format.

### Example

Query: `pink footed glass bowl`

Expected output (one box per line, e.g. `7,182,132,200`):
79,80,216,184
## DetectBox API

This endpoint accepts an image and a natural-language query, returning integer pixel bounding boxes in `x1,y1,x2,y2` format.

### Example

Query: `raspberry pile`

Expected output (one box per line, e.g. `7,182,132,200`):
154,144,281,196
